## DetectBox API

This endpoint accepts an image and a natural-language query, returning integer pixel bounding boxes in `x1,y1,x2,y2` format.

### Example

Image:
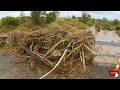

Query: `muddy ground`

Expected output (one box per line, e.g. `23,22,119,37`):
0,52,119,79
0,52,60,79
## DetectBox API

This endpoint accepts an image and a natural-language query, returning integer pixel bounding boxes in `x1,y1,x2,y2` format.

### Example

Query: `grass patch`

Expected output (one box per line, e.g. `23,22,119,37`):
15,26,34,32
47,18,89,32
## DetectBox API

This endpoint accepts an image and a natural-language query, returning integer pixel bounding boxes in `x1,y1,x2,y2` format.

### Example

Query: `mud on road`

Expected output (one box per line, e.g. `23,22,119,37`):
0,52,119,79
0,52,61,79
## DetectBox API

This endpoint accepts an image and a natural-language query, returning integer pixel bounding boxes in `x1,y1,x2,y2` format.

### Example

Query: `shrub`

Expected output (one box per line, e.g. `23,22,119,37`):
39,16,47,26
72,15,76,19
16,16,31,24
113,19,120,25
116,30,120,36
46,11,59,23
81,12,91,23
78,17,82,22
1,16,19,27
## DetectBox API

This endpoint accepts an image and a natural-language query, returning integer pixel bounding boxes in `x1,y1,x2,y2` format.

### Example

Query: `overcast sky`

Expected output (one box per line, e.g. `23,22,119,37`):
0,11,120,20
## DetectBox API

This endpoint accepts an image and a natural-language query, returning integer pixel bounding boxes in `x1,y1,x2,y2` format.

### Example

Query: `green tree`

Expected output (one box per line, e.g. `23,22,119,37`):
102,17,108,23
113,19,120,25
31,11,46,25
72,15,76,19
81,11,91,23
46,11,59,23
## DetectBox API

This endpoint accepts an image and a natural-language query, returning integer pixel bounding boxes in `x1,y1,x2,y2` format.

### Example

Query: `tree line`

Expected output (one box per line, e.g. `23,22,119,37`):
1,11,120,31
72,11,120,31
0,11,60,28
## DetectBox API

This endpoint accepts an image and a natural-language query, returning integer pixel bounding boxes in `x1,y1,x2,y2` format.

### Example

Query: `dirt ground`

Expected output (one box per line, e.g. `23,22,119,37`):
0,51,119,79
0,52,61,79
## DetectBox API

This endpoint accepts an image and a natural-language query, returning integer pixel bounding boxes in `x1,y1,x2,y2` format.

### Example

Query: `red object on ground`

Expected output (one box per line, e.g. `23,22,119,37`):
109,69,119,76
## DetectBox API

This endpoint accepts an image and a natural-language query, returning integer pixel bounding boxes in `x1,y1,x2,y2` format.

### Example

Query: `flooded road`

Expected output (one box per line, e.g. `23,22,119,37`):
90,26,120,41
90,27,120,66
82,27,120,79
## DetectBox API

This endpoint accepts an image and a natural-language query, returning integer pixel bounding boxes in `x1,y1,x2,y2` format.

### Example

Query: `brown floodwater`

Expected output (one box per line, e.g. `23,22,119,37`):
90,27,120,66
90,27,120,41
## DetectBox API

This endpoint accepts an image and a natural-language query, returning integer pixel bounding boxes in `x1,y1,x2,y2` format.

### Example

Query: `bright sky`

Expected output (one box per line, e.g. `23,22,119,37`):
0,11,120,20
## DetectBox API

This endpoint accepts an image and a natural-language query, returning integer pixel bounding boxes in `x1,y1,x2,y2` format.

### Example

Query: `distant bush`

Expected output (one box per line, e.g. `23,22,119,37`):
78,17,82,22
39,16,47,26
80,12,91,23
113,19,120,25
72,15,76,19
116,30,120,36
16,16,31,24
1,16,19,27
115,26,120,30
46,11,59,23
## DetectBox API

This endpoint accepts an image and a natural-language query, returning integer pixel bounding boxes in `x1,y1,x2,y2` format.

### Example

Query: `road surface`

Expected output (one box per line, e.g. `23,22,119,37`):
0,52,118,79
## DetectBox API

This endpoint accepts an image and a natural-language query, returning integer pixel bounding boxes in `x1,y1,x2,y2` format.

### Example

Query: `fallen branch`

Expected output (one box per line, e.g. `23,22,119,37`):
84,44,96,54
79,49,82,62
39,42,72,79
32,52,54,67
20,44,54,68
44,39,67,57
63,43,83,61
81,48,86,71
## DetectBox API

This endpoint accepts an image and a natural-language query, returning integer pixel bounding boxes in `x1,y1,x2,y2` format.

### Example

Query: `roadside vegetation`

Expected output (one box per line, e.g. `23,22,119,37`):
0,11,120,34
0,11,89,33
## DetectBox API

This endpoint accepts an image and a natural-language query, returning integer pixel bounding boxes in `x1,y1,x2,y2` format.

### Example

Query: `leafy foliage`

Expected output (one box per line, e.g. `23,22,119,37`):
80,11,91,23
16,16,31,24
113,19,120,25
72,15,76,19
46,11,59,23
31,11,46,25
0,16,19,28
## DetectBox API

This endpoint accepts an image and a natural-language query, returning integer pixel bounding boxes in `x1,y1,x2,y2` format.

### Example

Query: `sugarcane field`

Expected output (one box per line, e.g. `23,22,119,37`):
0,11,120,79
